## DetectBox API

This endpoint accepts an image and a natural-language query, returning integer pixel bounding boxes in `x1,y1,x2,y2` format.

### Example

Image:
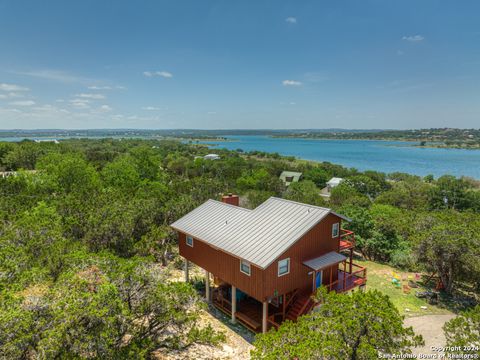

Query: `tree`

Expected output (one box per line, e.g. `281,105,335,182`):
429,175,470,210
284,180,326,207
413,211,480,293
252,288,423,360
443,305,480,350
0,256,225,359
237,169,275,191
0,202,70,287
330,183,370,208
375,178,430,210
37,153,100,195
303,167,329,188
245,190,275,209
130,145,162,181
345,175,382,199
2,141,47,170
102,155,141,191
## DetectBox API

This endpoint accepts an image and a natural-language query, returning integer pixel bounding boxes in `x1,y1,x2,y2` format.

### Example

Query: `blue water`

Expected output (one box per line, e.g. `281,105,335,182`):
200,136,480,179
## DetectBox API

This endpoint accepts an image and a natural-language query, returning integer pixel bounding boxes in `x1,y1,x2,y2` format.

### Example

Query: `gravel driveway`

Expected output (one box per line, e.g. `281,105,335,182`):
404,314,456,356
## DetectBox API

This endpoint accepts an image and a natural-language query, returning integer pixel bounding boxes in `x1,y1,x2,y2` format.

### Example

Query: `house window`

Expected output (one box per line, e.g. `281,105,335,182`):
240,260,251,276
278,258,290,276
332,223,340,238
186,236,194,247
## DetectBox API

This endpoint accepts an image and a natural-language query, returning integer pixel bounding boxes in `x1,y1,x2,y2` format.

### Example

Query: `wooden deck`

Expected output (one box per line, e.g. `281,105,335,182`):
210,261,367,332
212,286,300,333
212,287,268,332
331,266,367,292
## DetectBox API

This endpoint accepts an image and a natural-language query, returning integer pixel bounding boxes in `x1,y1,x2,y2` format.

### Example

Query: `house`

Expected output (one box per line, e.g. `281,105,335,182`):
170,195,366,333
326,177,344,191
204,153,221,160
34,139,59,144
279,171,302,186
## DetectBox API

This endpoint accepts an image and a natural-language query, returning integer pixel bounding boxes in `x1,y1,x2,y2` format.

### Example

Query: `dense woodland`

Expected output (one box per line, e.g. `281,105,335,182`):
1,138,479,358
274,128,480,148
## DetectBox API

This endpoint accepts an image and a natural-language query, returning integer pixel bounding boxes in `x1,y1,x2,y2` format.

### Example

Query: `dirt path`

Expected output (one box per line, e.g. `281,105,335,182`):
404,314,456,356
155,307,253,359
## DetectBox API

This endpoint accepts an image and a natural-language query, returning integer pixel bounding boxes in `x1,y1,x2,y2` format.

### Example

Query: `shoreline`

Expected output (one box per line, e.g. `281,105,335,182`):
270,136,480,150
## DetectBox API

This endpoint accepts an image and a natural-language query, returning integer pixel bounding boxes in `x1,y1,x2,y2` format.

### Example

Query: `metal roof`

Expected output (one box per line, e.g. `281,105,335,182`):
303,251,347,271
279,171,302,178
171,197,349,269
327,177,343,185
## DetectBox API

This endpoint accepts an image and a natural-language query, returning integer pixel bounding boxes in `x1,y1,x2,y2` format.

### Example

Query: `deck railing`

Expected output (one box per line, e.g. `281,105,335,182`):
340,229,355,250
328,263,367,293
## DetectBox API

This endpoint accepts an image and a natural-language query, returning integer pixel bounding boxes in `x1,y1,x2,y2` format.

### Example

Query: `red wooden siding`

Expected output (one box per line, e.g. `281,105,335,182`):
178,213,343,301
179,232,265,301
261,213,341,298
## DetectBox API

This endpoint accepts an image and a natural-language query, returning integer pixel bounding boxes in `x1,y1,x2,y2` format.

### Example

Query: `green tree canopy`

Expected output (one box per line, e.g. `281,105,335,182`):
443,305,480,351
284,180,326,207
413,211,480,293
252,288,423,360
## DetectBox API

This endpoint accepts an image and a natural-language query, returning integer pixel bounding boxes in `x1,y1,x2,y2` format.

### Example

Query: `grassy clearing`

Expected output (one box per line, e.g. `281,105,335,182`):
357,260,454,317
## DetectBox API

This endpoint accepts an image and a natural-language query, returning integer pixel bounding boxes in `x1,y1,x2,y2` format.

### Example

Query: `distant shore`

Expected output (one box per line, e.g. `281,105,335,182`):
271,136,480,150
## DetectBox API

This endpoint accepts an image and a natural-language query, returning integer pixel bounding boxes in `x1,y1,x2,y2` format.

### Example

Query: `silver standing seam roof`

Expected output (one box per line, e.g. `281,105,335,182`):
303,251,347,271
170,197,350,270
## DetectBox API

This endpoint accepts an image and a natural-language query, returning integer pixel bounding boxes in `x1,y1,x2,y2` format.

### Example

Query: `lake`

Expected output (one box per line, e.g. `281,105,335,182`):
200,135,480,179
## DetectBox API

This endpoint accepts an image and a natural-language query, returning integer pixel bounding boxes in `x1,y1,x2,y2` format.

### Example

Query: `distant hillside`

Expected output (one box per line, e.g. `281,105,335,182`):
1,128,479,149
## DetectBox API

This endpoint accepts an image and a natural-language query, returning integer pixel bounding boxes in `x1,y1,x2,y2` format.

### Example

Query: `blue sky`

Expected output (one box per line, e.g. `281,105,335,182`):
0,0,479,129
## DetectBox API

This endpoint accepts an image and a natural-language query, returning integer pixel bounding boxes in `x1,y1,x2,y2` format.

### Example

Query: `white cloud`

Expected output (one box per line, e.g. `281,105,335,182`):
70,99,89,104
141,106,160,111
143,71,173,78
87,85,126,90
0,92,24,99
69,98,90,109
285,17,297,24
99,105,112,112
76,93,106,99
402,35,424,42
13,69,94,84
88,85,112,90
0,83,30,92
10,100,35,106
282,80,302,86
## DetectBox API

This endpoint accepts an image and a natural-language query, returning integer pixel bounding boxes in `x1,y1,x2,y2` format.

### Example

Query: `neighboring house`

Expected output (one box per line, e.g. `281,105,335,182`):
34,139,59,144
203,153,221,160
279,171,302,186
326,177,344,191
171,195,366,333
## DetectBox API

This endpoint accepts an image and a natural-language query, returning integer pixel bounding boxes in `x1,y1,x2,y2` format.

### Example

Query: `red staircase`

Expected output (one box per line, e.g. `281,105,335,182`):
285,293,314,321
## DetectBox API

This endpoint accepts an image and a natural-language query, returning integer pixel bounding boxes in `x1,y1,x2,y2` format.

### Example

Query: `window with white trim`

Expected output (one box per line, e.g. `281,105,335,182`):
240,260,251,275
332,223,340,238
278,258,290,276
186,236,194,247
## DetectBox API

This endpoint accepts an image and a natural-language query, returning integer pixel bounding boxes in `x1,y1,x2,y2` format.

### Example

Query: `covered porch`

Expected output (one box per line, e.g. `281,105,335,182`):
303,251,367,293
211,282,272,333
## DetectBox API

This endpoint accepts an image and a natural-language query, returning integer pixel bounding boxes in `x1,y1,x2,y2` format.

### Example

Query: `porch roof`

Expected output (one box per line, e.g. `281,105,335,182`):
303,251,346,271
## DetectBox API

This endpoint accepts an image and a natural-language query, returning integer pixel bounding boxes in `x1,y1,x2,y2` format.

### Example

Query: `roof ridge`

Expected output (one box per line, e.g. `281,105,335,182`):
207,199,252,212
269,196,332,212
